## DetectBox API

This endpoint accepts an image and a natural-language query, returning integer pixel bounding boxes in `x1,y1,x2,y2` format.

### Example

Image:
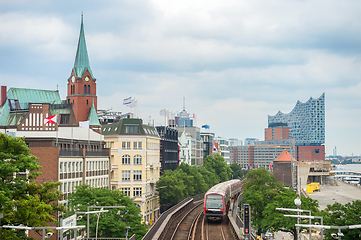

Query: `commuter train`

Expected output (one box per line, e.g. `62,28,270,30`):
204,179,242,221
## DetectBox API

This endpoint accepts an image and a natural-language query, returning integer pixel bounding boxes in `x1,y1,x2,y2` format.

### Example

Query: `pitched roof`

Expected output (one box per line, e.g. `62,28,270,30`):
7,88,62,107
101,118,159,137
72,15,95,79
274,149,296,162
87,101,101,126
0,88,63,126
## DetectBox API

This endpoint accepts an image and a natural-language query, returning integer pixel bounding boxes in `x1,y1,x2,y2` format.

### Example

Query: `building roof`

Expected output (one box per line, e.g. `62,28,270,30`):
72,15,95,79
0,88,63,126
87,101,101,126
7,88,62,107
101,118,159,137
274,149,296,162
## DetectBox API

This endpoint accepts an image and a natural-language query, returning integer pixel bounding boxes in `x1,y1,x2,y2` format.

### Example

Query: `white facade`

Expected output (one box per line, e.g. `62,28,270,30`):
215,137,231,165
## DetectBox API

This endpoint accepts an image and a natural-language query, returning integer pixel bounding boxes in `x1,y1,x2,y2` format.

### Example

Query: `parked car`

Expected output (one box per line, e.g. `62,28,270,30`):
263,232,273,240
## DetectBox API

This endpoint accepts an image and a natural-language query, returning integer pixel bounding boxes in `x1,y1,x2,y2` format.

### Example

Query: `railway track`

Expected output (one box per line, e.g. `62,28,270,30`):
162,201,236,240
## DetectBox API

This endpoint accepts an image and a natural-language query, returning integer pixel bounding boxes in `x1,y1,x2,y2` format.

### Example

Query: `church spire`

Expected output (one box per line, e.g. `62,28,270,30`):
72,14,95,79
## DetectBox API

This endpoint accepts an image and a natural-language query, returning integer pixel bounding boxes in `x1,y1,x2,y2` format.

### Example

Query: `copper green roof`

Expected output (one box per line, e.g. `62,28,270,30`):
72,15,95,79
101,118,159,137
0,88,64,126
87,101,101,126
7,88,62,108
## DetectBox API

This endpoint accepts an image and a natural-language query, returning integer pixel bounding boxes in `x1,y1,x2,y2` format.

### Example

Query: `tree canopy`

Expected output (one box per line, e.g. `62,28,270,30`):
230,163,244,179
157,154,233,207
319,200,361,240
66,185,147,240
242,168,319,239
0,133,64,240
203,154,231,182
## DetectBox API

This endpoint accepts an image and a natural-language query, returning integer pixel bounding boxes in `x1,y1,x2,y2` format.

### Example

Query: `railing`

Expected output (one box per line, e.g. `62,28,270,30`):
86,150,110,157
59,149,83,157
59,149,109,157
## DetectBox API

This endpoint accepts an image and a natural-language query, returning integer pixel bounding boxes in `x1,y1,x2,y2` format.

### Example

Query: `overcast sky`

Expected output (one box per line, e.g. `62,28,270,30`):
0,0,360,156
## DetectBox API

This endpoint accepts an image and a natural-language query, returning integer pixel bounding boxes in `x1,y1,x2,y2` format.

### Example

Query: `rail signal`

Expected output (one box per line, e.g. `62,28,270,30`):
243,204,251,235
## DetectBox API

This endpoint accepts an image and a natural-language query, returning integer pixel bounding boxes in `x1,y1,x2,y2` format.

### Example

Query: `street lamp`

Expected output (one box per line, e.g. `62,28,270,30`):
2,225,85,240
276,198,312,240
95,208,105,240
125,226,131,240
85,206,125,239
294,197,301,240
284,214,324,240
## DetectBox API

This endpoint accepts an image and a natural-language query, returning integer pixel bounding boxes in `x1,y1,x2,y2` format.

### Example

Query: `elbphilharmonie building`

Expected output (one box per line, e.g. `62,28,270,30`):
268,93,325,146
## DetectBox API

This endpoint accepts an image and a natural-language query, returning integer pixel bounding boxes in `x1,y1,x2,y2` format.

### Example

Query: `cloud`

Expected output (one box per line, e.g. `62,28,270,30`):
0,0,360,156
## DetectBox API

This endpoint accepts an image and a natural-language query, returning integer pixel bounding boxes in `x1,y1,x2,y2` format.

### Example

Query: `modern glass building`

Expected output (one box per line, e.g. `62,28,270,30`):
268,93,325,146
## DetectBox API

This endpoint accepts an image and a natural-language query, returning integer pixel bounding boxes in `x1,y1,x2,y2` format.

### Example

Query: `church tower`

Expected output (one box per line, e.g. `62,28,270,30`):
66,15,97,123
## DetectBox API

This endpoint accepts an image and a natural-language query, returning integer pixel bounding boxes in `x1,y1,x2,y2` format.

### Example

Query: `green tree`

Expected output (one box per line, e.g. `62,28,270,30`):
262,189,319,239
198,165,220,189
178,163,208,195
242,168,319,239
0,133,64,239
230,163,244,179
66,185,147,240
203,154,231,182
242,168,284,234
320,200,361,240
156,169,194,205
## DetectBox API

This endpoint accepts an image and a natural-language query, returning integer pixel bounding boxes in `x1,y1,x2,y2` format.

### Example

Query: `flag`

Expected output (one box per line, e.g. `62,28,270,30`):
123,97,137,108
128,99,137,108
123,97,132,105
44,115,57,125
201,124,210,129
79,121,89,128
160,109,169,117
190,113,196,119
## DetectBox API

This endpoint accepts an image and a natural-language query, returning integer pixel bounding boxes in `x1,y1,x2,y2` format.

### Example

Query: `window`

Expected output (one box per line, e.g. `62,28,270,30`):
121,187,131,197
122,155,131,165
134,155,142,165
133,142,137,149
88,85,90,94
68,162,70,172
64,162,67,173
138,142,142,149
315,149,319,153
125,125,139,134
122,142,130,149
60,162,63,173
133,170,142,181
133,187,142,197
60,114,70,124
8,99,20,110
122,170,131,181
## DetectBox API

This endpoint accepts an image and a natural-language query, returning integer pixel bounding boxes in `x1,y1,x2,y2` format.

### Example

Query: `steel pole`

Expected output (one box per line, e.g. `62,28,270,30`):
87,206,90,240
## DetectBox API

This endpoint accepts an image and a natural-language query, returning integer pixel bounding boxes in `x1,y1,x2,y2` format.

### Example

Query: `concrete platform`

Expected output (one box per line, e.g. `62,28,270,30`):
308,180,361,210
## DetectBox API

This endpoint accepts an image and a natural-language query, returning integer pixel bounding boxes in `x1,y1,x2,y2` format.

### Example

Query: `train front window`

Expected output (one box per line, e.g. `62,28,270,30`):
206,194,223,209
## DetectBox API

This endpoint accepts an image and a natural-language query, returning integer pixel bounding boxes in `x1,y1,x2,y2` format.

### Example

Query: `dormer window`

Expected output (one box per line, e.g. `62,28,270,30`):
125,125,139,134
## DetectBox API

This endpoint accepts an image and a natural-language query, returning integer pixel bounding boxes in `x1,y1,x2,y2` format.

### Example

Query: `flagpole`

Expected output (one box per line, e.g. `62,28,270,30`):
56,120,59,146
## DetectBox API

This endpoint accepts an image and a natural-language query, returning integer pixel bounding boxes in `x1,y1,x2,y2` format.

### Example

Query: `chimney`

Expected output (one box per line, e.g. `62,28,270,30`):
1,86,6,107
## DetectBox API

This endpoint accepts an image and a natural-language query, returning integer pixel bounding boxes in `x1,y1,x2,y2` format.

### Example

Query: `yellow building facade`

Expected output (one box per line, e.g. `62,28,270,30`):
102,118,160,224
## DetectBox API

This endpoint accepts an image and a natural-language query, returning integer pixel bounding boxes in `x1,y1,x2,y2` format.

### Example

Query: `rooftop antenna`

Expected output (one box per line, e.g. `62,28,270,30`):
183,97,185,111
